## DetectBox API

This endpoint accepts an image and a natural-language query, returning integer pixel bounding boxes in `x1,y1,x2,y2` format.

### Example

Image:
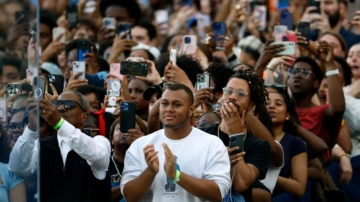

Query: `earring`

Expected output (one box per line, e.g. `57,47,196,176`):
286,117,289,120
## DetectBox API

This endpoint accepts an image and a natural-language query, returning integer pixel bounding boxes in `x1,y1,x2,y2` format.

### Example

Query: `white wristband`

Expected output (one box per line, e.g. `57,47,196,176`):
325,69,339,77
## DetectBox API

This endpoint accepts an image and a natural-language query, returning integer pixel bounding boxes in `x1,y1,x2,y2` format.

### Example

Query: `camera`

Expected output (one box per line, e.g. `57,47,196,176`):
184,36,191,44
230,136,237,142
121,103,129,111
49,76,55,82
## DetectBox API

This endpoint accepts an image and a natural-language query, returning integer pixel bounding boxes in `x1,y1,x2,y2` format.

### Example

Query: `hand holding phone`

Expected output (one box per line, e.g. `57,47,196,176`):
77,40,91,61
212,22,227,50
120,102,136,133
33,76,46,99
120,61,149,76
72,61,86,79
270,41,296,55
229,134,245,155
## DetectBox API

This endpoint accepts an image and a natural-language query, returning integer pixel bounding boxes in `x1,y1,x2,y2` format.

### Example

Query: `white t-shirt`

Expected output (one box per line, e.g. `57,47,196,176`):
120,127,231,202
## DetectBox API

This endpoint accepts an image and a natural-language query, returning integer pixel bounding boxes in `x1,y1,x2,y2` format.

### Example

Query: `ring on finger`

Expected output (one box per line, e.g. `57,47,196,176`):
232,160,235,163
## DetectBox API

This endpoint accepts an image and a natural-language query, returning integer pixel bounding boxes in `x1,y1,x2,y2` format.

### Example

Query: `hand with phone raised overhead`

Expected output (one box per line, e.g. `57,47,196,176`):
124,128,145,145
193,88,213,109
300,6,331,34
316,40,334,63
350,10,360,35
6,15,30,49
164,61,194,91
254,38,286,74
45,83,59,101
57,11,74,40
135,60,162,85
107,31,137,64
67,71,88,91
83,46,99,74
143,144,159,175
267,56,295,71
41,33,67,62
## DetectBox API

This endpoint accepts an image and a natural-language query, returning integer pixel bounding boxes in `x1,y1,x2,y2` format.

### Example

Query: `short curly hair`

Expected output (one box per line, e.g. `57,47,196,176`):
206,63,234,93
99,0,142,25
230,70,268,116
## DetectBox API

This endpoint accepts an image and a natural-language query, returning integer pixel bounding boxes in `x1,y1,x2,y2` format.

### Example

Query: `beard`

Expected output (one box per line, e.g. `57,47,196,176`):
327,9,340,28
162,113,189,130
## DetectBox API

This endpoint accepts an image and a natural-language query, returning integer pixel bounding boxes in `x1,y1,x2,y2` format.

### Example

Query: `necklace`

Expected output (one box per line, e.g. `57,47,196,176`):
217,125,247,141
111,156,123,179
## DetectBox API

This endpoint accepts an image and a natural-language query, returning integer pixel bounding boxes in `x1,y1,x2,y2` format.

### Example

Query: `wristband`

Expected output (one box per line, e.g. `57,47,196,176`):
53,117,64,130
325,69,339,77
266,66,275,71
339,153,350,159
172,170,181,183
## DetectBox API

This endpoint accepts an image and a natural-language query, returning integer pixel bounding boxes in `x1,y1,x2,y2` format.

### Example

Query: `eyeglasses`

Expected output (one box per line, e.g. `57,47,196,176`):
287,68,314,78
195,121,219,129
83,128,99,137
222,87,249,99
264,83,287,89
8,122,24,132
52,100,87,112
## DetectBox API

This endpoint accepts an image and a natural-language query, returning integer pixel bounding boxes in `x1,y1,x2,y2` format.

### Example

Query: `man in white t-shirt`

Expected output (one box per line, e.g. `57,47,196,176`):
121,83,231,202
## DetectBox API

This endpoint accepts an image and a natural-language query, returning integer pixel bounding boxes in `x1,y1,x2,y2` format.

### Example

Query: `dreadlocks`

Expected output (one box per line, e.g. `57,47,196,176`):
231,69,269,116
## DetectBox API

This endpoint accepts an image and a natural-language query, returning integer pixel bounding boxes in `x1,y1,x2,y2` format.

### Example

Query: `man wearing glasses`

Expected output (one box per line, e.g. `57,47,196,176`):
9,90,111,201
288,41,345,163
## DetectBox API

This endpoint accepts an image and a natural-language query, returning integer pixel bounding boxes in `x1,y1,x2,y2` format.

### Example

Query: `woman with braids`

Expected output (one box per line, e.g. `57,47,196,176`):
200,70,273,201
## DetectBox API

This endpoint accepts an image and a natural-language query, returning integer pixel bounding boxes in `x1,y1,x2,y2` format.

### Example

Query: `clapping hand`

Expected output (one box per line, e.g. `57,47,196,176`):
163,143,177,180
144,144,159,175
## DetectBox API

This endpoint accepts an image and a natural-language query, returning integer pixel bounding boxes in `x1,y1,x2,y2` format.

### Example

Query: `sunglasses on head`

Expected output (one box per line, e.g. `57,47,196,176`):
52,100,87,112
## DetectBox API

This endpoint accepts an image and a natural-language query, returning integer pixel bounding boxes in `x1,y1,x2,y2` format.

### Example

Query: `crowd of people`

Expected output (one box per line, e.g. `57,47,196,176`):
0,0,360,201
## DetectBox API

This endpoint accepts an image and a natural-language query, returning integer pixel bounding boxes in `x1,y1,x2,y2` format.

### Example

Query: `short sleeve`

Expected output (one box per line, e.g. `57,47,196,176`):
291,137,307,157
7,170,24,190
244,140,271,180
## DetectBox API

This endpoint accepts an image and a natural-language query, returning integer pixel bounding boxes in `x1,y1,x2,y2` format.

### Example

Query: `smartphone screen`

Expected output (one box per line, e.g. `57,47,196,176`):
120,61,149,76
212,22,226,50
280,10,293,30
77,40,91,61
253,5,267,31
297,21,310,47
66,4,78,29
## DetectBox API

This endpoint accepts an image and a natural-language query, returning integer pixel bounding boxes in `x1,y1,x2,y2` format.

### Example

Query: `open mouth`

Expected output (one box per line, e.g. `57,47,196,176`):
293,80,301,86
350,65,359,71
268,111,277,117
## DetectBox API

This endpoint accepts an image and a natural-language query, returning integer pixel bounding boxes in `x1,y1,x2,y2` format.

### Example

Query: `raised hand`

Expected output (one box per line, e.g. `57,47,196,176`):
45,83,59,101
193,88,213,108
41,33,67,62
144,144,159,175
83,46,99,74
316,40,334,63
255,38,285,72
163,143,177,180
67,71,88,91
136,60,162,85
39,98,62,127
350,10,360,35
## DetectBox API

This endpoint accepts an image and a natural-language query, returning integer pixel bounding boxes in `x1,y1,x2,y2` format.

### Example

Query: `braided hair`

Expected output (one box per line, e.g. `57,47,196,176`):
230,70,269,116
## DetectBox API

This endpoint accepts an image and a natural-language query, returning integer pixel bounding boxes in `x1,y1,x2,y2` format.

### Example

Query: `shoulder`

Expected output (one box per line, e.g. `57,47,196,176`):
246,132,270,148
284,133,307,153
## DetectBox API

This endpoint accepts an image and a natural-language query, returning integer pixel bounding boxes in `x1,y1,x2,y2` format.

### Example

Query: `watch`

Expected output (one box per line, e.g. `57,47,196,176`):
227,53,237,63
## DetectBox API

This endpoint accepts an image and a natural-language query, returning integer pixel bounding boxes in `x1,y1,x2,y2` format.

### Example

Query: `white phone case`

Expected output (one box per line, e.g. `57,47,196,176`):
26,68,38,84
53,27,66,42
170,49,177,66
254,5,267,31
271,41,296,55
0,99,7,123
72,61,86,79
103,17,116,30
183,35,197,55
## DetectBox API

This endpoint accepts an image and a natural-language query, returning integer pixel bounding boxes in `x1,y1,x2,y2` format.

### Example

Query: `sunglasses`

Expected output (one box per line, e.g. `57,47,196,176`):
8,122,24,132
195,121,219,129
52,100,87,112
287,68,314,78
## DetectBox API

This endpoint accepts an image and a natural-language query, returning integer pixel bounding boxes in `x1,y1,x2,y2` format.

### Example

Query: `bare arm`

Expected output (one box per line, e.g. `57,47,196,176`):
276,153,308,198
214,0,233,22
123,168,156,202
233,160,261,192
337,122,352,154
295,124,328,159
147,99,161,134
111,186,122,202
307,158,323,181
9,182,26,202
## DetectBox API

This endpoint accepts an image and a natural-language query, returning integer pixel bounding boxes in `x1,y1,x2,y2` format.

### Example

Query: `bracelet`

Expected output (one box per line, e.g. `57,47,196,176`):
53,117,64,130
172,170,181,183
267,66,275,71
325,69,339,77
339,153,350,159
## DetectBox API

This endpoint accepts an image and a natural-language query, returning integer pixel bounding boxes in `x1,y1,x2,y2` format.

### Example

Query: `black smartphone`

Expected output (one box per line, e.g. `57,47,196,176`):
280,10,293,30
77,40,91,61
229,134,245,155
118,23,131,39
212,22,227,50
33,76,46,99
120,61,149,77
196,74,210,90
6,83,22,98
66,4,78,29
48,74,64,95
298,21,310,47
15,10,29,24
120,102,136,133
309,0,321,14
182,0,193,7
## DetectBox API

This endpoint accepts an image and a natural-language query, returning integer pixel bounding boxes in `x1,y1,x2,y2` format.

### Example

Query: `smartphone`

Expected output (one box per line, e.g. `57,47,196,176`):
182,0,193,6
6,83,22,98
229,134,245,155
107,79,121,107
103,17,116,30
26,68,38,83
72,61,86,79
196,74,210,90
66,4,78,29
15,10,29,24
109,63,124,80
120,102,136,133
52,27,66,42
48,74,64,95
183,35,197,55
212,22,227,50
278,0,289,10
127,57,144,62
155,10,169,34
297,21,310,47
33,76,46,99
280,10,293,30
170,49,177,66
77,40,91,61
163,80,174,91
309,0,321,14
250,1,262,12
120,61,149,76
270,41,296,55
253,5,267,31
118,23,131,39
274,25,287,42
282,34,296,42
196,13,211,41
0,99,7,123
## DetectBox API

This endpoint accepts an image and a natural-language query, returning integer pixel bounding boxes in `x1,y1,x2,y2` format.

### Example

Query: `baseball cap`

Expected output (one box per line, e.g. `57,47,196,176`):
132,43,161,60
41,62,62,75
143,85,163,101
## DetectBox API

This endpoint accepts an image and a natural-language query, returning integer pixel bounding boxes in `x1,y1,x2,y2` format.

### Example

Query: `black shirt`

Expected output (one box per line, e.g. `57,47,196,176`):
108,156,124,201
201,124,271,201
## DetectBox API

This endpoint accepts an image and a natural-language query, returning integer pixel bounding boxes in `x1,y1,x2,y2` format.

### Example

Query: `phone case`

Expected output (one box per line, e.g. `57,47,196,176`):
271,41,296,55
120,102,136,133
277,0,289,10
170,49,177,66
103,17,116,29
33,76,46,99
282,34,296,42
120,61,148,76
72,61,86,79
77,40,91,61
212,22,227,50
309,0,321,14
196,74,210,90
66,4,78,29
15,10,29,24
6,83,22,98
297,21,310,47
26,68,38,83
253,5,267,31
107,79,121,107
48,74,64,95
155,10,169,34
229,134,245,155
110,63,124,80
53,27,66,42
0,99,7,123
280,10,293,30
183,35,197,55
196,13,211,41
118,23,131,39
274,25,288,42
